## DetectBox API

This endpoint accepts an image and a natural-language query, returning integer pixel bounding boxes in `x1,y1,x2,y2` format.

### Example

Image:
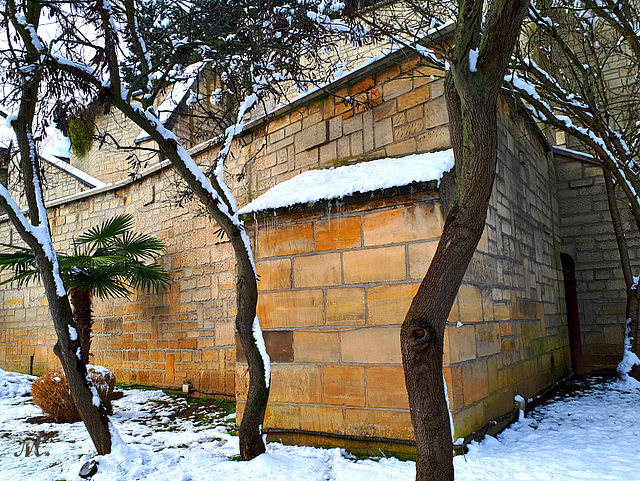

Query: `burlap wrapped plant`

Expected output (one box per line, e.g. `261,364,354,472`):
31,366,116,423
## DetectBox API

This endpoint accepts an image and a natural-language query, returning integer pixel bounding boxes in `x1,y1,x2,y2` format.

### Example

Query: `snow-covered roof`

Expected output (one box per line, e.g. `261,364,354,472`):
0,119,105,188
41,153,107,189
552,146,596,161
239,149,454,214
135,63,203,143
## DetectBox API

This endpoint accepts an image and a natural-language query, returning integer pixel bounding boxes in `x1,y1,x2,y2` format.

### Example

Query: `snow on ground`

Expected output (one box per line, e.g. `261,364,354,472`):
0,367,35,398
0,368,638,481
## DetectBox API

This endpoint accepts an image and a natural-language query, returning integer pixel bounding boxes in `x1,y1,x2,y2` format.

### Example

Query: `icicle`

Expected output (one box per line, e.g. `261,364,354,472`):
253,212,258,240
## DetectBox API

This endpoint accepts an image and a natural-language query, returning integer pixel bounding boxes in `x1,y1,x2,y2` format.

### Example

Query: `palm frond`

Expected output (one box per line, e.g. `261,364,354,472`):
1,215,169,300
112,232,165,259
0,268,42,288
125,262,171,292
61,254,129,270
75,214,135,248
0,247,41,287
67,266,132,298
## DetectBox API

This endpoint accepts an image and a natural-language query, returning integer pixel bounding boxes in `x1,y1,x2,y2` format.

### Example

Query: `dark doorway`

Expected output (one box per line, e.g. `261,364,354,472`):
561,253,584,373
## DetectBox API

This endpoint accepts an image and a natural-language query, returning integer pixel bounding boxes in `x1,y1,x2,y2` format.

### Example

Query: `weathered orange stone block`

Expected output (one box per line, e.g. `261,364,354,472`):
3,298,23,308
316,216,362,251
269,364,322,403
294,330,340,362
382,77,412,100
344,408,413,440
264,403,301,430
256,258,292,291
416,125,450,151
451,401,485,439
235,364,250,400
341,326,402,364
348,75,376,96
363,204,442,246
343,246,406,284
323,365,365,406
443,365,464,411
408,241,439,279
326,287,365,325
367,283,419,325
300,405,345,433
397,84,431,112
443,323,477,364
475,322,501,357
294,253,342,288
257,290,324,328
423,95,449,129
462,359,489,406
203,348,220,363
257,222,314,258
366,366,409,409
458,284,484,322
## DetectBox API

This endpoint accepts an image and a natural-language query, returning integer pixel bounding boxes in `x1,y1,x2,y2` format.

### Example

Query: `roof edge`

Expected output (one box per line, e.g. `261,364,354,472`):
239,180,438,221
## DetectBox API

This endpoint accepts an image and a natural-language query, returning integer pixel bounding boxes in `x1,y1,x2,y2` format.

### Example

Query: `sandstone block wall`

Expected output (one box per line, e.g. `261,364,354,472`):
224,56,450,207
237,194,441,440
0,167,237,396
555,149,633,370
234,96,569,442
1,50,570,446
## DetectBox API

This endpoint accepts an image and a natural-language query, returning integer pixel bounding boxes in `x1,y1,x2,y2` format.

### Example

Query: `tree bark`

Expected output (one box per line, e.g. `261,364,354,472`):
42,264,112,455
603,169,640,380
108,90,269,459
401,2,529,480
231,233,269,459
2,0,112,454
70,289,94,365
403,85,497,481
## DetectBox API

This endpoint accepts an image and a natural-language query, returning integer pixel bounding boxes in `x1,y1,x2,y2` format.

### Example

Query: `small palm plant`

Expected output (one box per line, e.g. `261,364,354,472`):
0,215,170,364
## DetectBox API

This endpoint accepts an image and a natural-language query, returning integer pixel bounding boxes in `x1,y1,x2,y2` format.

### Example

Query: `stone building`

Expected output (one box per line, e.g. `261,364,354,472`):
0,31,628,455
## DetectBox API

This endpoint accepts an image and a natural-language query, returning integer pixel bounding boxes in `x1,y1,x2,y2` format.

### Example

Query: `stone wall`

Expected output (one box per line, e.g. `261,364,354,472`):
1,49,570,447
555,149,632,371
224,55,449,207
0,165,238,396
233,91,570,444
238,193,442,442
466,98,570,430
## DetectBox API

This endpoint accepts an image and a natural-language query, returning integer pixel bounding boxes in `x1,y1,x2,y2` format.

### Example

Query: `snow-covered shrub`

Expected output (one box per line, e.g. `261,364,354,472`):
31,366,115,422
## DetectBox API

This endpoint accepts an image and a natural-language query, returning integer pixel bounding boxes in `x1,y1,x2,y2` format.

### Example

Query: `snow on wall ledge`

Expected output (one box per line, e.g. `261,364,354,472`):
239,149,455,214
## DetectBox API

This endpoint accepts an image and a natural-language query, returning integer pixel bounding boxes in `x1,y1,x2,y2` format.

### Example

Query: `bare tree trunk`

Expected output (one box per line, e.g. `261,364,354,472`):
108,91,269,459
401,2,529,479
0,152,113,457
1,0,112,452
44,268,112,455
603,170,640,380
0,145,9,188
70,289,94,365
231,233,269,459
403,86,497,481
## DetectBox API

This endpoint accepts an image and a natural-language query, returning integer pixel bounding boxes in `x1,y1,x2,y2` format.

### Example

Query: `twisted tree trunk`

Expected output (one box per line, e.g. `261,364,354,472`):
231,233,269,459
109,90,270,459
